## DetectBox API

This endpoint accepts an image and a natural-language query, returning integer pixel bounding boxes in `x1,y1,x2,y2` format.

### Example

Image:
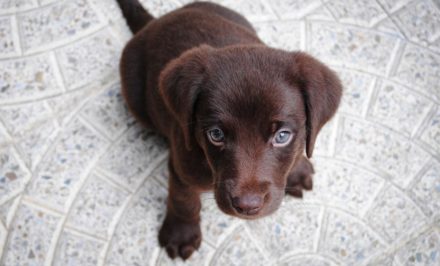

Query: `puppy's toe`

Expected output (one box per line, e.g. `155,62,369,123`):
285,156,314,197
159,215,202,260
285,184,304,198
301,172,313,190
180,245,195,260
165,245,178,259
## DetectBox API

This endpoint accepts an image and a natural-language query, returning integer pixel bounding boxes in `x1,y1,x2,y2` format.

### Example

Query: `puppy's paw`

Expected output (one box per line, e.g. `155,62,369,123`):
158,215,202,260
285,156,314,198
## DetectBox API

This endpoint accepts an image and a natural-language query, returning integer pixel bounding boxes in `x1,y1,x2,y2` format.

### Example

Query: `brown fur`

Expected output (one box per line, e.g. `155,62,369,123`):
117,0,342,260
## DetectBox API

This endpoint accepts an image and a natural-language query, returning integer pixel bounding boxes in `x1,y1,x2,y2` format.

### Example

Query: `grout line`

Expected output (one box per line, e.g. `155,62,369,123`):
303,20,310,52
98,156,168,266
386,40,406,78
10,15,23,56
360,178,386,219
374,0,410,38
49,51,68,93
326,114,339,157
243,224,271,262
315,206,328,253
362,77,379,118
412,104,438,139
313,206,326,253
44,139,112,266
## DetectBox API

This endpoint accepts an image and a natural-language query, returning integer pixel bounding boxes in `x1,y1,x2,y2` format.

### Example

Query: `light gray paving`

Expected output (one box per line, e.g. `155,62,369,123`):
0,0,439,265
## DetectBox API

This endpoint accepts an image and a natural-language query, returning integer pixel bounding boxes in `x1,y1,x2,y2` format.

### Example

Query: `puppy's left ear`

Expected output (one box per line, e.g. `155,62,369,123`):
290,52,342,158
159,45,213,150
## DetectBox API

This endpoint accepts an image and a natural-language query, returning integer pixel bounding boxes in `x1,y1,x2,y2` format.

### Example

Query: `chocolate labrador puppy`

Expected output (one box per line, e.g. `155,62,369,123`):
116,0,342,260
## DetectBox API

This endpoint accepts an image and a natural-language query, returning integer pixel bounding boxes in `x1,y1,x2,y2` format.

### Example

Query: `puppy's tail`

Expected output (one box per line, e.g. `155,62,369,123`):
116,0,154,33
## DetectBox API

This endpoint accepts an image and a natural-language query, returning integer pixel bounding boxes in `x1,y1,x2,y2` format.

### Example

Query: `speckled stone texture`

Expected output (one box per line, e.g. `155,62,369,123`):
0,0,439,265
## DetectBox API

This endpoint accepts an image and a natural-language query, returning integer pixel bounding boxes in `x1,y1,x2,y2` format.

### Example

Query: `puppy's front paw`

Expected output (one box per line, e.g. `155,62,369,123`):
158,214,202,260
285,156,314,198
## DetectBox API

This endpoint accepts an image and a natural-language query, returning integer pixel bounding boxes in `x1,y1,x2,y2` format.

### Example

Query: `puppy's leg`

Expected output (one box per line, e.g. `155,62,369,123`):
159,163,202,260
285,155,314,198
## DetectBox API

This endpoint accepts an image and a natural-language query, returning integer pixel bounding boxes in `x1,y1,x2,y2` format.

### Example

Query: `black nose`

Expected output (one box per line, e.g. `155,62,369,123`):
231,194,264,215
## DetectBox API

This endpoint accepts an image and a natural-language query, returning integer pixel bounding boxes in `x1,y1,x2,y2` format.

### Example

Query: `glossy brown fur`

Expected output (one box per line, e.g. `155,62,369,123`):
117,0,342,260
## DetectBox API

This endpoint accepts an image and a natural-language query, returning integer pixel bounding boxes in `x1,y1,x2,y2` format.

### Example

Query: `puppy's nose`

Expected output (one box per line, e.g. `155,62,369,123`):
231,194,264,215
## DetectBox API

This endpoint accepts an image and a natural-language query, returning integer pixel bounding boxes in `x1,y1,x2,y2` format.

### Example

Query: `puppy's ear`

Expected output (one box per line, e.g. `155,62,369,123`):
290,52,342,158
159,45,212,150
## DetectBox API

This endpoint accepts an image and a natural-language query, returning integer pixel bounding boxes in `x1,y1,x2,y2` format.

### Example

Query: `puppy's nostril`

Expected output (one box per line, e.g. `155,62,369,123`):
231,194,264,215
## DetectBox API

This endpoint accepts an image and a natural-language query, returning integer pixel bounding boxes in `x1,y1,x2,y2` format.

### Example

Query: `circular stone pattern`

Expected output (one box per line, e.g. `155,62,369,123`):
0,0,439,265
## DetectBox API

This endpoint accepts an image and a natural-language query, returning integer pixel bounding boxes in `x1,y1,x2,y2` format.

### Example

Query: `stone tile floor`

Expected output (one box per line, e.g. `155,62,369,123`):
0,0,439,265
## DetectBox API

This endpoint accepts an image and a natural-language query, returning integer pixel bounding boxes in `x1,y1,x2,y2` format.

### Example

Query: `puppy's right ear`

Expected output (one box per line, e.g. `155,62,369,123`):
159,45,212,150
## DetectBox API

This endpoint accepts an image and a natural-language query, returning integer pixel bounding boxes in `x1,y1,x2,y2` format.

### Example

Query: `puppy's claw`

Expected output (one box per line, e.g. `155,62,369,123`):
286,185,303,198
166,245,178,259
180,245,195,260
302,174,313,190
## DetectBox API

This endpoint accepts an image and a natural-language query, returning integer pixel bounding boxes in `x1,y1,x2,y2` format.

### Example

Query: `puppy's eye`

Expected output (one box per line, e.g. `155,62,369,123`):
207,128,225,145
272,129,293,147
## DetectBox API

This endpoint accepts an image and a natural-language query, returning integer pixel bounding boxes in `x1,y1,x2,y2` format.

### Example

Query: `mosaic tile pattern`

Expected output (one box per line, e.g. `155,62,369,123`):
0,0,439,265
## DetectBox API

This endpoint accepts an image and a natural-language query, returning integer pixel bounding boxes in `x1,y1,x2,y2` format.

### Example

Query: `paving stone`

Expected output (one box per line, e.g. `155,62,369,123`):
313,117,336,156
269,0,322,19
105,177,167,266
46,85,101,126
0,16,19,58
247,203,321,258
368,79,433,136
279,255,336,266
0,53,62,103
419,107,440,154
0,0,37,14
408,160,440,217
305,158,384,216
377,0,412,13
326,0,386,27
97,124,167,191
18,0,104,53
56,28,122,90
0,102,57,169
156,242,215,266
200,193,240,247
0,146,30,204
80,82,134,139
393,0,440,45
211,226,269,266
0,222,5,260
65,174,130,238
254,20,303,51
304,5,334,21
0,196,19,228
310,21,399,75
395,229,440,266
1,203,61,266
336,68,375,116
139,0,182,17
392,43,440,103
320,209,385,265
53,230,105,266
365,254,401,266
216,0,277,22
374,18,405,38
336,117,430,187
365,185,426,243
25,118,108,211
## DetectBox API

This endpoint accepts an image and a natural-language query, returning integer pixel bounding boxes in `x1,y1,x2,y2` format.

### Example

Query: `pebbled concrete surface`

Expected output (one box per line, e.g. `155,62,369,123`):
0,0,439,265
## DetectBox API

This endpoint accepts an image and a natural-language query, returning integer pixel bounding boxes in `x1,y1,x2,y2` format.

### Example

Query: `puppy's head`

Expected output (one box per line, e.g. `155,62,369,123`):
159,45,342,219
